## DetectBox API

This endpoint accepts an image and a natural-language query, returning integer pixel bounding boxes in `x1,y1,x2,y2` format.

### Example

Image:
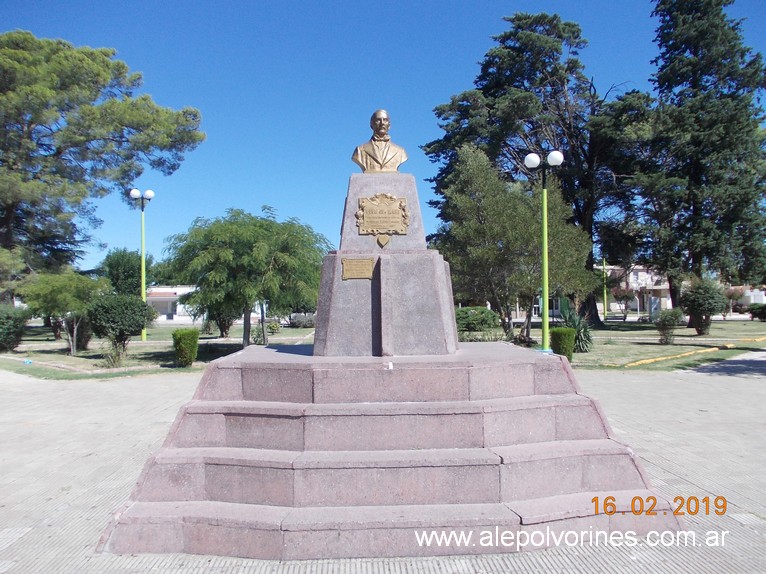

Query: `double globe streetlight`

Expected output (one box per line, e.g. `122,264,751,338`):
523,150,564,352
129,188,155,342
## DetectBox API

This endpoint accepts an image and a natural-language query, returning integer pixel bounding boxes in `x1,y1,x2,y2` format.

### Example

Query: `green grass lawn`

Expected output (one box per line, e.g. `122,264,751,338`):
2,318,764,379
476,317,766,369
0,322,315,380
569,318,766,369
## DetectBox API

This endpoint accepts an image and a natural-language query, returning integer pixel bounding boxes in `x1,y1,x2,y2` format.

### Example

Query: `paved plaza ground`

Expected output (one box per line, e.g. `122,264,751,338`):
0,351,764,573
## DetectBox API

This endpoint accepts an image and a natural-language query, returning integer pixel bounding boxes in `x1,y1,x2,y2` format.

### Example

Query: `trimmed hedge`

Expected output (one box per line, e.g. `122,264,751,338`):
172,328,200,367
455,306,500,332
550,327,576,361
750,303,766,322
680,279,726,335
0,305,29,352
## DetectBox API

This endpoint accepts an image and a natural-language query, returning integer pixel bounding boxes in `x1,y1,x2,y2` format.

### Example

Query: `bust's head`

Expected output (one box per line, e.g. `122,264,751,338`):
370,109,390,138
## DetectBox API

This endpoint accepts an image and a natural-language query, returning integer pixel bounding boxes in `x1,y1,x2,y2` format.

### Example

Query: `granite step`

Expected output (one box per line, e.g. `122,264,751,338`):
136,439,642,507
103,493,680,560
169,394,610,450
493,439,648,501
194,343,578,403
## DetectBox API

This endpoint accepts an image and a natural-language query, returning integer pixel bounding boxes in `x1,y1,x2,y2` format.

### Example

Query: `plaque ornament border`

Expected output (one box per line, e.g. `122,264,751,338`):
355,193,410,248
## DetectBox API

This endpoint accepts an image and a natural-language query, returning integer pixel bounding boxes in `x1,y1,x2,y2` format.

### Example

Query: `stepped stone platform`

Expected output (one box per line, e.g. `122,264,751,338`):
100,126,679,559
99,343,680,559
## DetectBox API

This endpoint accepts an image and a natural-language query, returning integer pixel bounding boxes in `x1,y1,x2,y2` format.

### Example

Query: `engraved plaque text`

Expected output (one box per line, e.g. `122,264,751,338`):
341,258,375,280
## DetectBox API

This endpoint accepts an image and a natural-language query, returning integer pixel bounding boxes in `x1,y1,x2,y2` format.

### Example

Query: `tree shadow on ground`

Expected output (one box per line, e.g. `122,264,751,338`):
687,354,766,377
196,342,243,362
270,344,313,356
597,322,657,333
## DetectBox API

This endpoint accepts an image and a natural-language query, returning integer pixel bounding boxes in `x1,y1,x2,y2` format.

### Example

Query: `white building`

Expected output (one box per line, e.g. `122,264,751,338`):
146,285,196,320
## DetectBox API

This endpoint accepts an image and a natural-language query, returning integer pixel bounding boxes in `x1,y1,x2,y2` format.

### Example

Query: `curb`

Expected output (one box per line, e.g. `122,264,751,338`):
623,343,737,368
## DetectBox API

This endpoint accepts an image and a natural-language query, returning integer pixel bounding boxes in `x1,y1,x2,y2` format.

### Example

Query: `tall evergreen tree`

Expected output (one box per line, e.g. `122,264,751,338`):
423,13,623,324
649,0,766,300
0,31,205,273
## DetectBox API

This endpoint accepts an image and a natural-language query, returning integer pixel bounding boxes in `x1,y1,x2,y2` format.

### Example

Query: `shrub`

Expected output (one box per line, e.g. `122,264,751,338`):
289,313,316,328
88,294,157,366
0,305,29,351
560,309,593,353
65,314,93,351
267,322,281,334
172,328,199,367
458,330,506,342
550,327,576,361
455,306,500,332
680,279,727,335
749,303,766,322
655,308,684,344
251,326,267,345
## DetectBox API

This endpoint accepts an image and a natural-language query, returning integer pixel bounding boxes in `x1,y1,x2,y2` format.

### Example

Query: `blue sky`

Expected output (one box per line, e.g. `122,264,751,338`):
3,0,765,272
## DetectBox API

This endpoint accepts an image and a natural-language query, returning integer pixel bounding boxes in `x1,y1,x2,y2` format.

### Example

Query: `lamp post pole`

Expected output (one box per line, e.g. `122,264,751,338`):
129,189,155,342
603,257,608,321
524,151,564,352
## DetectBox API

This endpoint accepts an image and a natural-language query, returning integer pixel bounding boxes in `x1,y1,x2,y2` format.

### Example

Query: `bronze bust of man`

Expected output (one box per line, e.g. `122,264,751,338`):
352,109,408,173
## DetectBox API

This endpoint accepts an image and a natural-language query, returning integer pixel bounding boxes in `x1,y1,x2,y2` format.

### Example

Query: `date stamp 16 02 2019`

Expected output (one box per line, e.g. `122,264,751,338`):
592,495,727,516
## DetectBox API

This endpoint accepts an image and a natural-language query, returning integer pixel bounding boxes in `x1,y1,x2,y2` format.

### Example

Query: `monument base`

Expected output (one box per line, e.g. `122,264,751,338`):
313,250,458,356
99,343,680,560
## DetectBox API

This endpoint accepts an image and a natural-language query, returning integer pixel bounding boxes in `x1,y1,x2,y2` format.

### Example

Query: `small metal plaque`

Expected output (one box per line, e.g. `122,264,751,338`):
356,193,409,238
341,258,375,280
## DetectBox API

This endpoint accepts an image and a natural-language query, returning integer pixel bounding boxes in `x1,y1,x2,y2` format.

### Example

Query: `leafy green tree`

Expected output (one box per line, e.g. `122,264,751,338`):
430,145,595,341
680,278,727,335
723,286,745,318
150,259,184,286
88,293,156,365
0,30,204,272
0,248,25,304
18,269,111,355
424,13,623,324
165,208,330,348
611,287,636,322
99,248,154,296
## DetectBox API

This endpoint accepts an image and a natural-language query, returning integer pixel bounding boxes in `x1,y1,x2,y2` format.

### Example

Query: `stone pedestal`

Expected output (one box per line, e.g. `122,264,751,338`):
99,169,679,560
313,173,458,356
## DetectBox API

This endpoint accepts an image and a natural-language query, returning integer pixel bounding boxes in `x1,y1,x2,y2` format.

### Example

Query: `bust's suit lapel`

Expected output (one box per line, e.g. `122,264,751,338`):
366,141,387,168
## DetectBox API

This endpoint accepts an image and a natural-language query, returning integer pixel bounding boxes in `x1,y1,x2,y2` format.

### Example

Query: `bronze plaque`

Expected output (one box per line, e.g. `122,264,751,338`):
341,258,375,280
356,193,409,236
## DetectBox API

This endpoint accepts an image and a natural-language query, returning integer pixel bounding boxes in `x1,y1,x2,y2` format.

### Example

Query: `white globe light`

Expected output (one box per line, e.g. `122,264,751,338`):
129,188,141,199
547,150,564,166
524,153,541,169
144,189,155,200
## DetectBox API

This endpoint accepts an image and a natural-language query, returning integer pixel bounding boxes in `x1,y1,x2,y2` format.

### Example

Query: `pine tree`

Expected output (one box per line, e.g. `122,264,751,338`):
650,0,766,298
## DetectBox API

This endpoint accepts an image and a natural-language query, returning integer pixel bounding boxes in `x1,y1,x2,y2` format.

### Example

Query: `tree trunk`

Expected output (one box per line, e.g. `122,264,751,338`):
69,318,79,356
260,302,268,346
242,304,251,348
578,292,604,328
668,276,682,309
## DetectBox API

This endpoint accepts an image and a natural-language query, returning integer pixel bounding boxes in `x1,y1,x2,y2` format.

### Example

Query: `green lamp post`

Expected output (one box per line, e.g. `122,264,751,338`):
129,188,155,342
524,150,564,352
